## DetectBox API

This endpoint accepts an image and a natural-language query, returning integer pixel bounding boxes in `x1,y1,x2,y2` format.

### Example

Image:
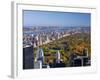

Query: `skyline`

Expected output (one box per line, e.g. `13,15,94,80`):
23,10,91,27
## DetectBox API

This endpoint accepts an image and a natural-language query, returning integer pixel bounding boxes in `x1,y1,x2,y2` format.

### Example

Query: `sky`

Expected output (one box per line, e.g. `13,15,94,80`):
23,10,91,27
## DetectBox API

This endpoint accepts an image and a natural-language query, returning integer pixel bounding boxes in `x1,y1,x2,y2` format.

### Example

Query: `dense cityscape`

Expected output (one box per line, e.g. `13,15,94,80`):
23,26,91,69
23,10,91,69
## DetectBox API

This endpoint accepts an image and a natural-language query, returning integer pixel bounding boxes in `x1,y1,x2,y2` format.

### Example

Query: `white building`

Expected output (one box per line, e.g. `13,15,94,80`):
56,51,61,63
34,48,44,69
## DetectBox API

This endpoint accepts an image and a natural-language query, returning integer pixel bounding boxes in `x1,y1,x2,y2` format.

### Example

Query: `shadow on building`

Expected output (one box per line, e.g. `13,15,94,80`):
23,45,34,69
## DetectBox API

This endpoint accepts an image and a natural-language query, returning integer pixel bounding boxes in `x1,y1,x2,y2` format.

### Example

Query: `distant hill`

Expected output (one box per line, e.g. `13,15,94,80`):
23,26,90,32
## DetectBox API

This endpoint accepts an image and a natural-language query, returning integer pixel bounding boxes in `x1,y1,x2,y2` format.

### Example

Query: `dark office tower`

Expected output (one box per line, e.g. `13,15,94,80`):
83,48,88,57
73,57,82,67
82,48,90,66
23,45,34,69
69,53,77,66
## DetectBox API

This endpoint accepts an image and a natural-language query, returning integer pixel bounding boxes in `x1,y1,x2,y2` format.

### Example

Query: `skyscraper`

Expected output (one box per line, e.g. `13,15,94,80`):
23,45,34,69
34,48,44,69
